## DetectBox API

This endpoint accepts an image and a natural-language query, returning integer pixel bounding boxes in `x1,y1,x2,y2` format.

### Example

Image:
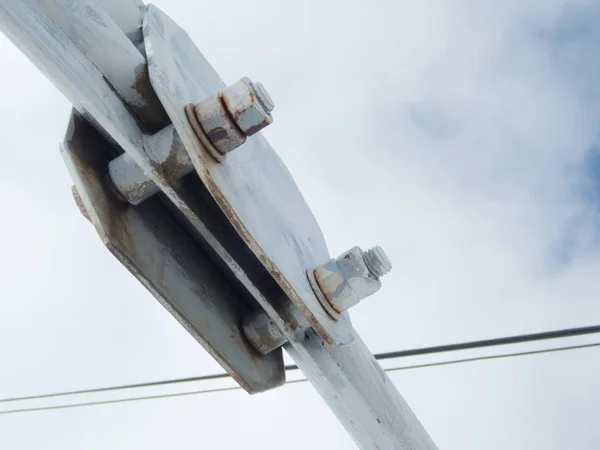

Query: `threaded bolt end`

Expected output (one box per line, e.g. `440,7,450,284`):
252,82,275,113
363,246,392,278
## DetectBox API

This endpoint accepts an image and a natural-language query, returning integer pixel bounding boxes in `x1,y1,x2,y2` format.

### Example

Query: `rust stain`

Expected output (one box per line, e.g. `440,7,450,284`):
71,185,90,222
185,104,224,162
179,106,341,344
219,92,246,135
158,130,184,182
204,174,337,345
129,64,171,133
207,126,230,145
244,122,265,136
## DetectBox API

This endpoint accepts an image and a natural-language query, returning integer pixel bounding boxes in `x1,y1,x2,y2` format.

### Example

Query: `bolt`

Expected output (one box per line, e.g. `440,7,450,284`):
187,77,274,157
108,79,276,206
107,126,194,205
243,311,287,355
363,246,392,279
307,246,392,319
252,81,274,113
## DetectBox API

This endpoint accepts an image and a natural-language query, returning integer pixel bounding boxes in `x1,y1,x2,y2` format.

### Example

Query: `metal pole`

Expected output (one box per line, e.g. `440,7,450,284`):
286,332,437,449
0,2,437,448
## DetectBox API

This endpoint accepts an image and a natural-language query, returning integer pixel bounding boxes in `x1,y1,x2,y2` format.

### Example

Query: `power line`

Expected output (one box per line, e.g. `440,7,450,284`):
383,342,600,374
0,371,234,404
373,324,600,360
2,323,598,405
1,341,598,416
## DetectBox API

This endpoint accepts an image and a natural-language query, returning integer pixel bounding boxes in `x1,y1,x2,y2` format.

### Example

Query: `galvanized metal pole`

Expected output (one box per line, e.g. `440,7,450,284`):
0,1,437,448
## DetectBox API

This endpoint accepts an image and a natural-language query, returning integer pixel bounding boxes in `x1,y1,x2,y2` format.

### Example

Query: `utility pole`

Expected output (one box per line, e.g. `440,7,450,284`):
0,1,437,448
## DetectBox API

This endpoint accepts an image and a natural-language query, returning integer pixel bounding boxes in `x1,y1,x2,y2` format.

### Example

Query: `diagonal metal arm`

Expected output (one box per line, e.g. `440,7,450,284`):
0,1,437,448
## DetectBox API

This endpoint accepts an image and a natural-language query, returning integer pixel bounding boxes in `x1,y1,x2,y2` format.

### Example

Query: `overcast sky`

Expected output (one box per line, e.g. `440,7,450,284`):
0,0,599,448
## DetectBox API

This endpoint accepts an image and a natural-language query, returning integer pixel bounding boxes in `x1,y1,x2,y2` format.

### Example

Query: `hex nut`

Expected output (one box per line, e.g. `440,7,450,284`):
193,93,246,154
243,311,287,355
310,246,392,317
187,78,275,159
221,77,273,136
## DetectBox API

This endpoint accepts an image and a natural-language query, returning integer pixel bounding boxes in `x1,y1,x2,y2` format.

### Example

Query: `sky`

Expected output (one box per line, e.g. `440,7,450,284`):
0,0,600,448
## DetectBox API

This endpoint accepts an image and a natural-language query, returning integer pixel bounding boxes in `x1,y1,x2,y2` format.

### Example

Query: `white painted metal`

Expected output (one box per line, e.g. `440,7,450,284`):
108,126,193,204
188,77,274,155
62,112,285,393
0,0,288,393
286,333,437,450
191,91,247,155
0,2,438,448
98,0,145,42
143,6,438,449
243,312,288,355
310,246,392,317
143,5,355,347
38,0,167,131
41,1,145,112
0,0,293,353
219,77,274,135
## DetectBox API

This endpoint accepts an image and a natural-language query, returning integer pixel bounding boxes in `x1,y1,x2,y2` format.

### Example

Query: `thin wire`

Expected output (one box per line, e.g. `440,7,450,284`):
1,341,598,416
382,341,600,374
373,324,600,360
0,372,233,404
2,323,598,405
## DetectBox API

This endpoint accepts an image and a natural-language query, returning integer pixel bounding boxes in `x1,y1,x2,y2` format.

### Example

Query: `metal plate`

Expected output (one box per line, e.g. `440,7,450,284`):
143,5,353,346
0,0,300,363
61,111,285,394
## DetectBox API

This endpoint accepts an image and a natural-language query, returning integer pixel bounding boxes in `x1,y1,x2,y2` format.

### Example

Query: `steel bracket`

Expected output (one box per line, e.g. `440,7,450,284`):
61,111,285,394
143,5,354,346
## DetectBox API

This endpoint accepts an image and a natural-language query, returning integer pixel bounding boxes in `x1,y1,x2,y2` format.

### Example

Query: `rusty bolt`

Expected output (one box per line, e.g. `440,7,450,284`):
308,246,392,320
192,92,247,155
252,82,274,113
243,311,287,355
187,77,274,157
221,77,274,136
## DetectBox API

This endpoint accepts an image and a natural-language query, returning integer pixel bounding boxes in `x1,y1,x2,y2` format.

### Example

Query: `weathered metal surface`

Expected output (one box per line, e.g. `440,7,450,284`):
140,11,438,447
39,0,142,114
192,92,247,155
185,104,225,162
61,112,285,393
108,152,158,204
108,126,194,205
17,0,167,132
243,312,288,355
143,125,194,186
185,77,273,157
143,4,354,346
307,268,342,320
0,0,166,138
71,186,90,222
363,246,393,278
251,82,275,114
98,0,145,44
0,0,289,337
286,332,438,450
220,77,274,137
310,246,392,317
0,3,437,447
